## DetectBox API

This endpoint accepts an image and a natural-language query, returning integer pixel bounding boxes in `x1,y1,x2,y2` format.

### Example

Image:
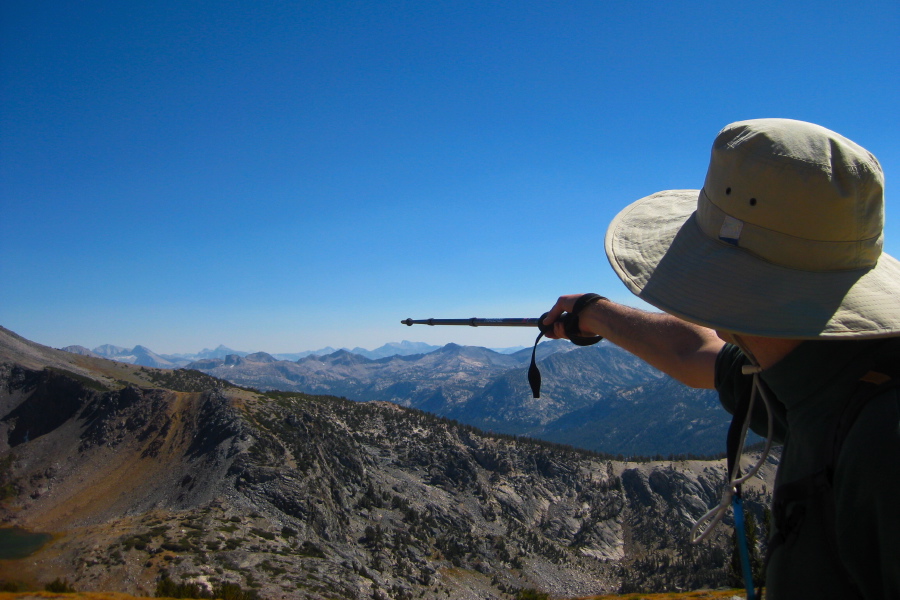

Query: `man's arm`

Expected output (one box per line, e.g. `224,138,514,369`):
542,294,724,389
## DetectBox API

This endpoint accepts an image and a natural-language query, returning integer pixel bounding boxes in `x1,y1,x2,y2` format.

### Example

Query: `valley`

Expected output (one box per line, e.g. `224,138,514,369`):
0,327,773,598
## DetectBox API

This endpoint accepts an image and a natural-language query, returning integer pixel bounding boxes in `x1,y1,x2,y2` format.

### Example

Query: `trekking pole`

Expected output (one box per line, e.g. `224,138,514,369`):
400,313,601,346
401,317,541,328
401,313,602,398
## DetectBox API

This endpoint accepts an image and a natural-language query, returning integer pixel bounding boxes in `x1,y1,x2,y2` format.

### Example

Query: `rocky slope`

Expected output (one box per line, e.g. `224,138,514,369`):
0,327,775,598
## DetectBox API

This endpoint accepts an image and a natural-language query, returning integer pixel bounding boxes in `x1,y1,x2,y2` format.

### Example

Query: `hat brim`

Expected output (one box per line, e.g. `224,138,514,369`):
605,190,900,339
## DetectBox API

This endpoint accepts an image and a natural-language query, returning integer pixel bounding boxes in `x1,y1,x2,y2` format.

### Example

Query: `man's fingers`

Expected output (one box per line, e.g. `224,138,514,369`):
543,294,584,326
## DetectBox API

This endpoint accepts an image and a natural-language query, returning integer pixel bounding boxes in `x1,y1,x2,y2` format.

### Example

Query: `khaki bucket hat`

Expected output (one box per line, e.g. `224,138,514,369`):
605,118,900,338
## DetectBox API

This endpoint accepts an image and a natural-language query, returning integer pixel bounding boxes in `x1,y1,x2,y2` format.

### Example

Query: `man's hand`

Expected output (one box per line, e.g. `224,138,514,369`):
541,294,598,340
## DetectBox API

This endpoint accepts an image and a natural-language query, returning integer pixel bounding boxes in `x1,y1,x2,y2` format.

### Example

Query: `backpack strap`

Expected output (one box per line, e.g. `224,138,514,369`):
725,373,753,485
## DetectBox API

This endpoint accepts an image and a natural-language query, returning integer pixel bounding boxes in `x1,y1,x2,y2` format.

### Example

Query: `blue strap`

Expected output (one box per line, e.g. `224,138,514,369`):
733,494,756,600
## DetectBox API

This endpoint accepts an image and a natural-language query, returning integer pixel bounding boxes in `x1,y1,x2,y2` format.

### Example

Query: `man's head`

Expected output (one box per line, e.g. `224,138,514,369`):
605,118,900,339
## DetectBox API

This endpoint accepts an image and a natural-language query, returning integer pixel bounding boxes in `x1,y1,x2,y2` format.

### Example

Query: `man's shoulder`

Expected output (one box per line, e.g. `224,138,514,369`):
834,338,900,471
836,373,900,489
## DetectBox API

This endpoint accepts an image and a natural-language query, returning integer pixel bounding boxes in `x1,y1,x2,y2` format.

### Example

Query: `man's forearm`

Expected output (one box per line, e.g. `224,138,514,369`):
577,299,723,389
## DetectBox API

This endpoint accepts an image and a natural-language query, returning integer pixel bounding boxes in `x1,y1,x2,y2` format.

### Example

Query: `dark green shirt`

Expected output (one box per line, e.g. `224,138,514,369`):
716,338,900,599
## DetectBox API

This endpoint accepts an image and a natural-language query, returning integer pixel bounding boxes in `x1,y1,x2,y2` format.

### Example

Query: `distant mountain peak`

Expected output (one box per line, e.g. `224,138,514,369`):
61,345,99,357
93,344,129,358
348,340,441,360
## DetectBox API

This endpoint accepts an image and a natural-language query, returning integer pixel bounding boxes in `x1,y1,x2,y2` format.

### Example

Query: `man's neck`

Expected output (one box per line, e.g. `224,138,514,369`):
727,333,803,370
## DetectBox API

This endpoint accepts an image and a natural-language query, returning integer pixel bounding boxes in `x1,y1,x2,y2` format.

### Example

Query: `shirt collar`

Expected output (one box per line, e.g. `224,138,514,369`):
760,338,886,408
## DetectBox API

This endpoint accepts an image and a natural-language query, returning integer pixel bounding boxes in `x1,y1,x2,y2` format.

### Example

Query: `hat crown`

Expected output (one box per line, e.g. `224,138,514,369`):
699,119,885,271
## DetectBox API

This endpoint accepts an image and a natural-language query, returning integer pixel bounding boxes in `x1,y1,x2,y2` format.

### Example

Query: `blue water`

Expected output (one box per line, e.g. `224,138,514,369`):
0,527,53,559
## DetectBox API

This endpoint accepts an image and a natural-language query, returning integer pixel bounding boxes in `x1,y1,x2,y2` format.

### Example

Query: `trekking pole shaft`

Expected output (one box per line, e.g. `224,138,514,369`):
401,318,540,327
401,314,602,347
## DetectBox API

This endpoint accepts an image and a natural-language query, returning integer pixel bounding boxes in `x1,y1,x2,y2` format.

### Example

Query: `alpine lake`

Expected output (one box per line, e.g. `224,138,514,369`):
0,527,53,559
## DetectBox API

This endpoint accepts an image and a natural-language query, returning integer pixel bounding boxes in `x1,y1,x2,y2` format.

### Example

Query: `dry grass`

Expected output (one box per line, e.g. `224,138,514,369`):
0,590,751,600
576,592,747,600
0,594,162,600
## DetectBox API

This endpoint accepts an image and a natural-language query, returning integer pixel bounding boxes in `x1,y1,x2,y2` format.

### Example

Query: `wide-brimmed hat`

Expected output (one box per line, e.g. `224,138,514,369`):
605,118,900,338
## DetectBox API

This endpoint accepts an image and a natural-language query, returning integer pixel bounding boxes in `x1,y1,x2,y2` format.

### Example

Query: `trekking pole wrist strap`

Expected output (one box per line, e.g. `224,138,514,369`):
566,293,605,346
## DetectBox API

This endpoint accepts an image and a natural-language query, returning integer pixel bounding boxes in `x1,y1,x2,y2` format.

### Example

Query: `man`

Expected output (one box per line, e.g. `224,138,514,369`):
543,119,900,599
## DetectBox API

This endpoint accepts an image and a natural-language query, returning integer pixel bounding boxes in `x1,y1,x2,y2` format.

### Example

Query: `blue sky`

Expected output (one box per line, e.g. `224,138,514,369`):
2,1,899,354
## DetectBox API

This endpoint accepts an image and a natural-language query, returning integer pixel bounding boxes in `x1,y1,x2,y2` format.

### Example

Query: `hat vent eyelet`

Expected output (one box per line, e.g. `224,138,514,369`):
749,198,757,206
725,187,731,195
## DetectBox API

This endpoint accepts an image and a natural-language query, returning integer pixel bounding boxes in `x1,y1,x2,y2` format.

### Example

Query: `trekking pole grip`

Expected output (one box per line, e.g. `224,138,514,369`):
538,292,605,347
538,312,599,345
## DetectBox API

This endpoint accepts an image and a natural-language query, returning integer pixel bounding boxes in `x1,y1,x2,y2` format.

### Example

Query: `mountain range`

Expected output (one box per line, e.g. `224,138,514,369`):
61,340,519,369
60,337,737,457
178,341,735,458
0,325,775,598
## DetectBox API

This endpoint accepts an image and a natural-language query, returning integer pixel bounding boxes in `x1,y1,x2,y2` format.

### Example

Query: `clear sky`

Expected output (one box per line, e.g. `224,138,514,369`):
2,1,899,354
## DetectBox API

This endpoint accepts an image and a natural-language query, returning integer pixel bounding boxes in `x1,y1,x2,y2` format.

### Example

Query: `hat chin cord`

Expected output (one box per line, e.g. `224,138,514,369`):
690,334,776,545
